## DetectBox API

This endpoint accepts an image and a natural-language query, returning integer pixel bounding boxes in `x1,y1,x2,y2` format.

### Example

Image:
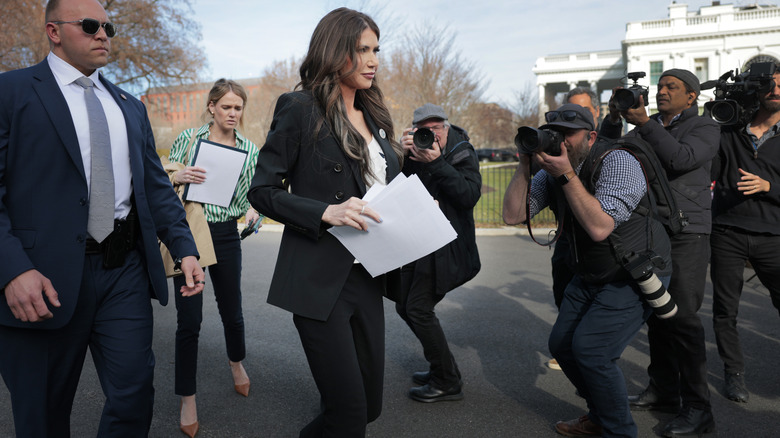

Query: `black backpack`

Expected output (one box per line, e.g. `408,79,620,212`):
590,136,688,236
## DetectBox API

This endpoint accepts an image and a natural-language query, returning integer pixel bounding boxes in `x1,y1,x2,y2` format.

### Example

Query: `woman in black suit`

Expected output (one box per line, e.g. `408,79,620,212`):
248,7,403,438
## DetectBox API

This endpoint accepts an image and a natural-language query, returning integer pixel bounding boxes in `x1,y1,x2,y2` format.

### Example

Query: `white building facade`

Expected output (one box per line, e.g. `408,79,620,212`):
533,2,780,123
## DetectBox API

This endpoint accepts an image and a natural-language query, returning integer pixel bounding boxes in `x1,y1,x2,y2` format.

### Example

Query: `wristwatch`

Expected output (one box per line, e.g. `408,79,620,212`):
557,170,577,186
173,257,183,272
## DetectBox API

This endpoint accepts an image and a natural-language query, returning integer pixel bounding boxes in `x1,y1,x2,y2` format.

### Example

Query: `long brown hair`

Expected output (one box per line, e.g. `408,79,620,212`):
298,7,403,184
204,78,248,129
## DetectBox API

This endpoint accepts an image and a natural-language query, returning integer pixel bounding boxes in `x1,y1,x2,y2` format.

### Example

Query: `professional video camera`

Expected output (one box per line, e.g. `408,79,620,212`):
614,72,650,111
412,127,435,149
622,250,677,319
514,126,563,156
702,62,777,125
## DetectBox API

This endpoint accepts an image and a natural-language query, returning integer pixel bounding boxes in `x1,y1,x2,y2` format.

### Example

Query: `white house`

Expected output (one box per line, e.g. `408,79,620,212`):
533,1,780,122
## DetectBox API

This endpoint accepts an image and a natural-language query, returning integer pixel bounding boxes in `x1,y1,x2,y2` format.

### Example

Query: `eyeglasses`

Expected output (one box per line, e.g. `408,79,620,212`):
50,18,117,38
423,124,446,132
545,110,582,123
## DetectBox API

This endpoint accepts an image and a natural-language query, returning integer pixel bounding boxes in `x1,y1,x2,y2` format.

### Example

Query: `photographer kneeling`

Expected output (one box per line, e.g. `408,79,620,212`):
503,103,672,437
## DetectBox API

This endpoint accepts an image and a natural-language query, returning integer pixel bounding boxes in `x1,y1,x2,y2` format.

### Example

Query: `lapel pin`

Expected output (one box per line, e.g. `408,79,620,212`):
120,94,127,100
379,129,386,139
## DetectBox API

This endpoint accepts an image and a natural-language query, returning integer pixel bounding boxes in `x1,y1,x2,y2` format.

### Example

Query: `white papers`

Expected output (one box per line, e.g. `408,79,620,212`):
183,139,247,207
328,174,457,277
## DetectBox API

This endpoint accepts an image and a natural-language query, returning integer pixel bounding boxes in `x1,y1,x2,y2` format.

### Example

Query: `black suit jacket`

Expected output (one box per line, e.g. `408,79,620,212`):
0,60,198,329
248,91,401,321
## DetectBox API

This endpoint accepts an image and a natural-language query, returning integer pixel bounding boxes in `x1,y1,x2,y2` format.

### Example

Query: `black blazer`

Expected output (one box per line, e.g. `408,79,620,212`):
248,91,401,321
0,60,198,329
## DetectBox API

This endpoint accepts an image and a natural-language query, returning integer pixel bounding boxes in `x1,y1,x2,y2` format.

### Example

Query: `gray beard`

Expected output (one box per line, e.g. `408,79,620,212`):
568,138,590,170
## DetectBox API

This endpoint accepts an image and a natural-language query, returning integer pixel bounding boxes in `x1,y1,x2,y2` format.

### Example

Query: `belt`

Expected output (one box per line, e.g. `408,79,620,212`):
84,211,138,268
85,237,102,254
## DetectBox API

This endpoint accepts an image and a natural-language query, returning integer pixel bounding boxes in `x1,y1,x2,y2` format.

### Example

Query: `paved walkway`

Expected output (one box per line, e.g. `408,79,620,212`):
2,231,779,437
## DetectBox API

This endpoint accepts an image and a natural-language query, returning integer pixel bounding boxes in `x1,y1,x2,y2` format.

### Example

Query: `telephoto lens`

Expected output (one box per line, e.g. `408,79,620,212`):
413,127,435,149
637,272,677,319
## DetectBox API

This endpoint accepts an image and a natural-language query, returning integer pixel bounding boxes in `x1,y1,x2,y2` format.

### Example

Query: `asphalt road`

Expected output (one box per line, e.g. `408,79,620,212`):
2,229,780,437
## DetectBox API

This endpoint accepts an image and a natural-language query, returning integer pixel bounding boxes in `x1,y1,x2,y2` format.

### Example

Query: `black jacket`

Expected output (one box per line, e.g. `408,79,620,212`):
402,125,482,294
711,124,780,235
248,91,402,321
600,105,720,234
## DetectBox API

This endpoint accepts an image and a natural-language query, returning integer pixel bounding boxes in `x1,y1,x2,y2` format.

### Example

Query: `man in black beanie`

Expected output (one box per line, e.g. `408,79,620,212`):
600,68,720,437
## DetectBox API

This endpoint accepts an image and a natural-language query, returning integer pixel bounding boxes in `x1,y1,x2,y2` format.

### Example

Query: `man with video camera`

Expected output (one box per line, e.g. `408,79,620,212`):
395,103,481,403
504,103,672,437
710,62,780,404
600,69,720,437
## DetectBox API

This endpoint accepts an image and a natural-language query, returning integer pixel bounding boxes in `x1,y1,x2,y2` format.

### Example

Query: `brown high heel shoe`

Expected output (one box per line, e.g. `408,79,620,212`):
230,360,251,397
179,398,199,437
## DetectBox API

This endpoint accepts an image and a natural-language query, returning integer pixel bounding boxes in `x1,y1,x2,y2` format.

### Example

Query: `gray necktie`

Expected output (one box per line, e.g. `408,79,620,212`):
75,77,115,243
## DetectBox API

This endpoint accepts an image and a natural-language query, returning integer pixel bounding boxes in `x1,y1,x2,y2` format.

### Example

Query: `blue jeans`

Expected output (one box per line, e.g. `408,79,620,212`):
549,275,666,438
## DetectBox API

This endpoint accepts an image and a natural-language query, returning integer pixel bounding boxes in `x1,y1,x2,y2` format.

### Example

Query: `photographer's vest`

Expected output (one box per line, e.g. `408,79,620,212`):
549,140,672,285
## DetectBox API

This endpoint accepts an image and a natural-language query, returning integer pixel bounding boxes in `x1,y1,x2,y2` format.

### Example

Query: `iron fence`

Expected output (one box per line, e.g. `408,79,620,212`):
475,163,555,227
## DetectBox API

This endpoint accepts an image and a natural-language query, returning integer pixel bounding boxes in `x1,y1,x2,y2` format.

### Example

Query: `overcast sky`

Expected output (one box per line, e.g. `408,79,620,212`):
191,0,741,105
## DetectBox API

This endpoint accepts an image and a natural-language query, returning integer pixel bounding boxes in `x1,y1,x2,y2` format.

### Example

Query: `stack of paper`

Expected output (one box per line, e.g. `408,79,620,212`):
328,174,457,277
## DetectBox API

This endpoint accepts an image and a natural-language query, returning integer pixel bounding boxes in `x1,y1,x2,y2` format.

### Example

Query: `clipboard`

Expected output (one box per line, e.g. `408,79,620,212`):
182,139,248,207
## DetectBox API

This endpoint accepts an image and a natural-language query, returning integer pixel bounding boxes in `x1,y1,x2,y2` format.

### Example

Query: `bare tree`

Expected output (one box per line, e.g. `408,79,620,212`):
0,0,206,91
510,80,540,128
462,102,518,150
242,58,301,146
0,0,47,72
381,25,486,131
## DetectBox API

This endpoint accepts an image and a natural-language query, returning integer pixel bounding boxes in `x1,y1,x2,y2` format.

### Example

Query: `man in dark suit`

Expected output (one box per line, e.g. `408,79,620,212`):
0,0,204,436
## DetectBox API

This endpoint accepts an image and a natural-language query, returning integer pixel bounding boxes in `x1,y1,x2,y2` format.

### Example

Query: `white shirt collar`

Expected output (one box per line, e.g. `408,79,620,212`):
47,52,106,93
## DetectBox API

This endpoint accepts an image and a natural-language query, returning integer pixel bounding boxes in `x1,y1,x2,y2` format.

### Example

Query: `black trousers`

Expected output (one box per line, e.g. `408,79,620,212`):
0,251,154,438
174,220,245,396
645,233,711,410
711,225,780,374
294,264,385,438
395,254,461,388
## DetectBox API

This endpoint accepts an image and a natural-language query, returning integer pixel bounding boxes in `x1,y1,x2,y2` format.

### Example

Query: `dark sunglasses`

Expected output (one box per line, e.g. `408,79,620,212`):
544,110,583,123
50,18,117,38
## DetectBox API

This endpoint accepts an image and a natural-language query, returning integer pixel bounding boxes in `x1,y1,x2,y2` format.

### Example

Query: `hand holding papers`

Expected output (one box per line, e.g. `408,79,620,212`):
328,174,457,277
183,139,247,207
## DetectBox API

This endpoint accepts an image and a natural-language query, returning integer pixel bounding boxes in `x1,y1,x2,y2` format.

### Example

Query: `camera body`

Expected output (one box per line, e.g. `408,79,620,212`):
514,126,563,156
614,71,650,112
623,250,677,319
703,62,777,126
412,127,435,149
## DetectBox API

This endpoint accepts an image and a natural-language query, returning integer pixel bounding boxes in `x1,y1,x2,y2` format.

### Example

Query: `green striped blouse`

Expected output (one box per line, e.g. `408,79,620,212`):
168,123,261,223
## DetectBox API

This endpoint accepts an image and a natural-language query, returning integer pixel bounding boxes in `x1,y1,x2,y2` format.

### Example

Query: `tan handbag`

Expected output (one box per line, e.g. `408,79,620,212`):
159,133,218,277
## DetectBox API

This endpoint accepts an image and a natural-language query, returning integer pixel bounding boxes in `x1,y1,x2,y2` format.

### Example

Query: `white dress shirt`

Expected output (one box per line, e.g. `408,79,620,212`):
47,52,132,219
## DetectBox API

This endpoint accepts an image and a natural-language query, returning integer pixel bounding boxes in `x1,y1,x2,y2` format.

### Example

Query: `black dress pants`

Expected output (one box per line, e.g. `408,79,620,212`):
174,220,245,396
395,254,461,388
0,251,154,438
645,233,711,410
711,225,780,374
294,263,385,438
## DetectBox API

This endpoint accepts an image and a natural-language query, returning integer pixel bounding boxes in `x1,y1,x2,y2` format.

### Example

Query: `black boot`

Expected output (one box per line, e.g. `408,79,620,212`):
408,383,463,403
662,406,716,437
725,372,749,402
628,386,680,412
411,371,431,386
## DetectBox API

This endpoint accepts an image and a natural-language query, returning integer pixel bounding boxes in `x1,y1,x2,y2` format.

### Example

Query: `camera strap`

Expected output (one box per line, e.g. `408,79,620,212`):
525,180,566,247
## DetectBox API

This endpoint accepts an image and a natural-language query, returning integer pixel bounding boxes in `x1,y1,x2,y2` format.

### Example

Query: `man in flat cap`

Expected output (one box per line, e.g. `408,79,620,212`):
601,68,720,437
395,103,481,403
